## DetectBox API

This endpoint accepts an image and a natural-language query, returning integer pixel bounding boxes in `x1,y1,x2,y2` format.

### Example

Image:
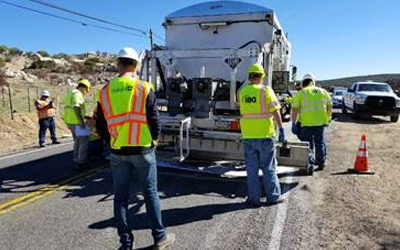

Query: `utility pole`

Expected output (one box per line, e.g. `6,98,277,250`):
149,29,154,49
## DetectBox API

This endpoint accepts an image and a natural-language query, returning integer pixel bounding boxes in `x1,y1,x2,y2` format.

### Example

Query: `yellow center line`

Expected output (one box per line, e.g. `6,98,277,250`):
0,165,109,216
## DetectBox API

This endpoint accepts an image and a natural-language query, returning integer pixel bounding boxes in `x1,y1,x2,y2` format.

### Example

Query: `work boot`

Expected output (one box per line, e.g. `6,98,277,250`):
52,140,61,145
244,199,261,208
316,162,326,171
265,197,286,206
74,163,87,170
154,233,175,250
118,244,133,250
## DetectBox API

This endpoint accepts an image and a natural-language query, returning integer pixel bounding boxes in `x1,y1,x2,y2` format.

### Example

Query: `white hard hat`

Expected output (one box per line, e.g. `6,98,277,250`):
41,90,50,97
303,73,316,81
118,47,139,62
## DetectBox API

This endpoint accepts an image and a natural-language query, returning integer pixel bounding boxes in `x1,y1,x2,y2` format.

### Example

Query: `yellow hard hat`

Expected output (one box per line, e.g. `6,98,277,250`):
78,79,91,91
247,64,266,78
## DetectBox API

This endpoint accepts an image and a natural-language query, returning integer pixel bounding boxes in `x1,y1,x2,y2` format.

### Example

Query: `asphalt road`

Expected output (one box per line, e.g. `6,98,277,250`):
0,134,320,250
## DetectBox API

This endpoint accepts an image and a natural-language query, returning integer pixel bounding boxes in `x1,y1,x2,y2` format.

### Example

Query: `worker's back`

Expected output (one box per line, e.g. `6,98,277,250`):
63,89,86,125
295,86,331,127
99,77,153,149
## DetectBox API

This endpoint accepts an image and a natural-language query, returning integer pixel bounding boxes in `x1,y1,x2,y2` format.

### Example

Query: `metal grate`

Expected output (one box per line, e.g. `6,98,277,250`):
365,96,395,109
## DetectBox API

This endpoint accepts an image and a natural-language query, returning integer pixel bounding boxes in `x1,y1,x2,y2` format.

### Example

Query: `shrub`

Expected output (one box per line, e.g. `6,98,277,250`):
0,71,7,86
52,53,69,59
37,50,50,57
0,45,8,54
84,57,100,67
8,47,23,56
0,57,5,68
29,60,56,70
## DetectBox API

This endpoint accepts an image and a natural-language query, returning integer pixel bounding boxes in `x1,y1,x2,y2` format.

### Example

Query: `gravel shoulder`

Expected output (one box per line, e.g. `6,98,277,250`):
314,111,400,250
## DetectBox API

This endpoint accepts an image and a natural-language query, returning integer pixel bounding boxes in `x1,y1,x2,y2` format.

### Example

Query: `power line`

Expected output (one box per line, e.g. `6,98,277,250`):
23,0,148,36
0,0,147,38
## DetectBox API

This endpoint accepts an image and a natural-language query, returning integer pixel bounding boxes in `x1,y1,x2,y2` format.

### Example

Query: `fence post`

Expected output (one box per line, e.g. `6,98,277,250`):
1,87,5,108
27,87,31,113
8,86,13,120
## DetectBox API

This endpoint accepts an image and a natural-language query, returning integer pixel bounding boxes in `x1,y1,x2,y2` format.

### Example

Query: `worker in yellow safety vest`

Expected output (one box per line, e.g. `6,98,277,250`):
95,47,175,250
34,90,60,147
291,73,332,171
238,64,285,207
63,79,91,169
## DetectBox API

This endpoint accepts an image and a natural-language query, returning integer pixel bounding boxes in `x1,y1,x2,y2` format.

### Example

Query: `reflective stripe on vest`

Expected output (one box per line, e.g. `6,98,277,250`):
297,87,330,126
99,78,151,148
36,100,55,119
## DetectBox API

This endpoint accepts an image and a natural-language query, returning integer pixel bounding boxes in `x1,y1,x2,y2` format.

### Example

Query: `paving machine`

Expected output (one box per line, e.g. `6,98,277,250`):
139,1,313,176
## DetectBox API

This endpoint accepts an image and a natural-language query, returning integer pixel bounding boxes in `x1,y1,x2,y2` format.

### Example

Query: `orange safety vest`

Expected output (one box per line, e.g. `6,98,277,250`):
99,78,152,149
35,99,55,120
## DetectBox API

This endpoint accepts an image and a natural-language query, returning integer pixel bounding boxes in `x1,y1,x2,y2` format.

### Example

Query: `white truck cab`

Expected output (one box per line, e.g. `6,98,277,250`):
342,81,400,122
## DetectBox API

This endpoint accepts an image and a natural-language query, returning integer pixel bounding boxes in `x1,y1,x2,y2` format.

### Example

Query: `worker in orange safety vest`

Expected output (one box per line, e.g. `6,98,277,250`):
34,90,60,147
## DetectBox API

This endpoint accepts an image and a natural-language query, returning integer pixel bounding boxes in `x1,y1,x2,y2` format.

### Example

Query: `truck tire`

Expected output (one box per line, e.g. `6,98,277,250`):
341,102,347,114
352,102,360,119
390,115,399,123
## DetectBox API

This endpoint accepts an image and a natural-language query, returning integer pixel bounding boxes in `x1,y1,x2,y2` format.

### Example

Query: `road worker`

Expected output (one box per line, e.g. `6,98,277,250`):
34,90,60,147
286,81,303,138
95,47,175,250
291,73,332,171
63,79,91,170
238,64,285,207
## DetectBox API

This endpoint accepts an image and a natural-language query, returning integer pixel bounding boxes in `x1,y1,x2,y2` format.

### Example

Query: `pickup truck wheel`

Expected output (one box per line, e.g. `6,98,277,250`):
390,115,399,123
352,102,360,119
341,102,347,114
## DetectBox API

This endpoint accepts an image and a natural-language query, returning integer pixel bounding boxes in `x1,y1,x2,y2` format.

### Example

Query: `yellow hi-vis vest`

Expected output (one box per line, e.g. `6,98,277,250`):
63,89,86,125
292,86,332,127
239,84,280,139
99,77,153,149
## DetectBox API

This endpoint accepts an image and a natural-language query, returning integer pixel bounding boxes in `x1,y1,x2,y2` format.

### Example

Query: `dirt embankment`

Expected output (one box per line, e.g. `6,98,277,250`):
315,111,400,250
0,113,71,154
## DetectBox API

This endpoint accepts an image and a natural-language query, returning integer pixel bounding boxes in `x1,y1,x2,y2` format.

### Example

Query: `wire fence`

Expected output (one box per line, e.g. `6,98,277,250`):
0,83,99,120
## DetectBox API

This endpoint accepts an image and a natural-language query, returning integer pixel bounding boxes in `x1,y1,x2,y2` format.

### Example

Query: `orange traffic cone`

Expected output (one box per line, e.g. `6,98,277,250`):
348,134,374,174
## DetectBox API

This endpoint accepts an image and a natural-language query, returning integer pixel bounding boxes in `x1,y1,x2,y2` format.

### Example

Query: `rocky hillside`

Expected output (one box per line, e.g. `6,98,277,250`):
0,45,117,88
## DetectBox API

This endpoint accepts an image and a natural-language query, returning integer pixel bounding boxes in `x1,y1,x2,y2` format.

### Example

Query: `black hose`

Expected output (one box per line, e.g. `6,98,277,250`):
238,40,262,50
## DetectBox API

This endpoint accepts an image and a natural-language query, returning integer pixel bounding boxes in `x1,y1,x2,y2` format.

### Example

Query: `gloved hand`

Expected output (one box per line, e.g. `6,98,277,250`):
278,128,285,143
291,122,298,135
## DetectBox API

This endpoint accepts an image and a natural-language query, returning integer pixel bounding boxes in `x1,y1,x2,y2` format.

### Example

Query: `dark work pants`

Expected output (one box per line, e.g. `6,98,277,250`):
39,117,57,145
299,126,327,167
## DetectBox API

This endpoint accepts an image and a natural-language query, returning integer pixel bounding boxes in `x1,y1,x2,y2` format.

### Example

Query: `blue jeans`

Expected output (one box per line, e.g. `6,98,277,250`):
243,138,281,203
299,126,327,166
111,151,166,247
38,118,57,145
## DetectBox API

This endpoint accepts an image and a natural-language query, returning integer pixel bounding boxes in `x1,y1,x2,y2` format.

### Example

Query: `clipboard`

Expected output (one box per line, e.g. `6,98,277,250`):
75,125,91,137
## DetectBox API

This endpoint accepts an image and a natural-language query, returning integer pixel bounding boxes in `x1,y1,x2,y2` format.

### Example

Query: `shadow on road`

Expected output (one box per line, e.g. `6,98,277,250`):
0,151,79,194
83,168,298,232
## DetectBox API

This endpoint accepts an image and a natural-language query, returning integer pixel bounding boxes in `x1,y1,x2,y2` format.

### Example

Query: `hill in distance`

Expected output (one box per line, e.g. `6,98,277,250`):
319,74,400,90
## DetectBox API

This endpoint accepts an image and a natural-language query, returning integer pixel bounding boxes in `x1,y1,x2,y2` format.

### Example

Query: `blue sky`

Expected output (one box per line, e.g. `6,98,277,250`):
1,0,399,80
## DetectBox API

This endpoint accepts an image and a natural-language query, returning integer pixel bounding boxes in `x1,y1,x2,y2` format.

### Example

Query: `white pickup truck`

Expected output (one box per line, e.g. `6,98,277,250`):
342,81,400,122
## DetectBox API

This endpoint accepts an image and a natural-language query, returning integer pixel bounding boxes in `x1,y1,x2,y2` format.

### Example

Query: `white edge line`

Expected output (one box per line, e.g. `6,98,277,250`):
266,175,293,250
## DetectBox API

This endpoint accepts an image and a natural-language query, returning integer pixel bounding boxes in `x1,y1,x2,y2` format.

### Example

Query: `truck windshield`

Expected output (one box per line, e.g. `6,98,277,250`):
358,84,391,92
